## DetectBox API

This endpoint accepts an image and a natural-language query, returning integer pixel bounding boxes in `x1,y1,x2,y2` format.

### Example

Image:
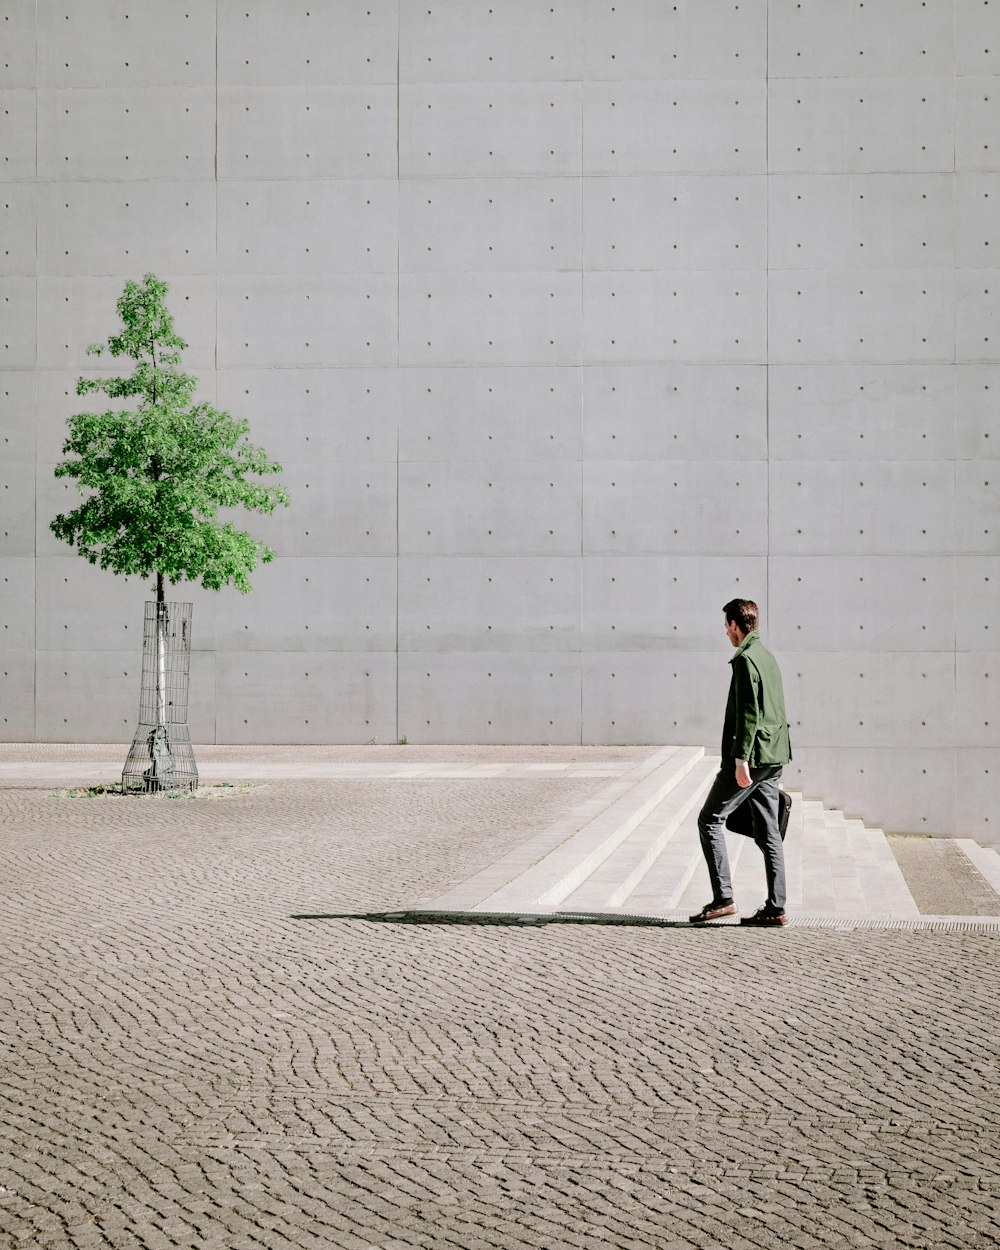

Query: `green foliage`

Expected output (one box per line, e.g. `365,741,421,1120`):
51,274,290,594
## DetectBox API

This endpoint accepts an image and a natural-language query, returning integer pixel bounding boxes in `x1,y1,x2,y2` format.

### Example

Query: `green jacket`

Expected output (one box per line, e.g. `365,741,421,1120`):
722,631,792,767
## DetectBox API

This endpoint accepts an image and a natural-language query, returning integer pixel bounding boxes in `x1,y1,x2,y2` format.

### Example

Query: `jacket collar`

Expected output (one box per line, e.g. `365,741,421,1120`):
730,629,760,663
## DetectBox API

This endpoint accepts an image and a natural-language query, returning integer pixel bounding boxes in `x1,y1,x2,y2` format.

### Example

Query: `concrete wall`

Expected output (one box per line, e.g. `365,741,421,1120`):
1,0,997,841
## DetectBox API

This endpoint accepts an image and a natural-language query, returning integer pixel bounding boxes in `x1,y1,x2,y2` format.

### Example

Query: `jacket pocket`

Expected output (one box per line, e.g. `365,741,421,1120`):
753,723,789,765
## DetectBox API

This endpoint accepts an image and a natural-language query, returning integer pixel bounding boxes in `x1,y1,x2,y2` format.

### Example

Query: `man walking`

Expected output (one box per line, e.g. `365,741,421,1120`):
690,599,792,927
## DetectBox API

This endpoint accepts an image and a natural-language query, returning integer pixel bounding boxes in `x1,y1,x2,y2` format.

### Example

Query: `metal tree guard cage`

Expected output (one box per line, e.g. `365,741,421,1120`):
122,601,198,793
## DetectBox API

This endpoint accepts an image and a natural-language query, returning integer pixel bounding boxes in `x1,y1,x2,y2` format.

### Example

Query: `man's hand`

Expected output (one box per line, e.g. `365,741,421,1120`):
735,759,752,789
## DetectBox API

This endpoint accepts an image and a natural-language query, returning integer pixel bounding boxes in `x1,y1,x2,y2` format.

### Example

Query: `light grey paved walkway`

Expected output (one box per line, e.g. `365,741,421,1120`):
0,743,635,785
3,745,1000,1249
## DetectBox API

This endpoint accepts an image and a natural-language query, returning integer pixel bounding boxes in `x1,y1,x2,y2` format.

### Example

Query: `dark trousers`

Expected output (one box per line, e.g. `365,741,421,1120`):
697,763,786,911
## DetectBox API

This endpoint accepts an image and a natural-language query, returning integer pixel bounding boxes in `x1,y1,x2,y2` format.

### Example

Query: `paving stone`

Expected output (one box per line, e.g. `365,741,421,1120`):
891,835,1000,916
1,750,1000,1249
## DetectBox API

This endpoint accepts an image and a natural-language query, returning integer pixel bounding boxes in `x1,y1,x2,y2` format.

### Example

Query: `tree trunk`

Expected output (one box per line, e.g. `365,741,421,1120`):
122,596,195,794
155,572,167,729
147,573,176,790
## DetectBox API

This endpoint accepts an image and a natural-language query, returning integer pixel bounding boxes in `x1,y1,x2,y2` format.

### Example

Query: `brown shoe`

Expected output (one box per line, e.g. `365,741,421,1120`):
689,900,737,924
739,907,788,927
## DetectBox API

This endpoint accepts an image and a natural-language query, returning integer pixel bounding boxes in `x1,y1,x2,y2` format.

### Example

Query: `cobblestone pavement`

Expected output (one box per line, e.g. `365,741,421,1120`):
2,749,999,1249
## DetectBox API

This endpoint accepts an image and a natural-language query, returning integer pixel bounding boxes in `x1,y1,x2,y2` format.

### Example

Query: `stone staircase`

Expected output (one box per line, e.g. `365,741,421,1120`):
418,745,1000,928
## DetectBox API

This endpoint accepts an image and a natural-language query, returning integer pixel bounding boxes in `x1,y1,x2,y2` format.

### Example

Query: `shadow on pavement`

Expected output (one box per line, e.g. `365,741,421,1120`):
290,909,707,929
289,910,1000,933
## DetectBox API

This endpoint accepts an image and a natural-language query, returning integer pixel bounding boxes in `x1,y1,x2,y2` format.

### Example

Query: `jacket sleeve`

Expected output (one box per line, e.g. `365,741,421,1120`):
731,654,762,762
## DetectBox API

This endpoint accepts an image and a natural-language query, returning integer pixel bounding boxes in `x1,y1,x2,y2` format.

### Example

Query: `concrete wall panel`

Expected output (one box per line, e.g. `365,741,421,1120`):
955,749,999,843
248,460,398,558
36,1,217,89
1,463,37,557
770,461,955,556
583,81,766,176
768,1,955,79
768,556,956,653
38,282,216,375
582,651,729,748
956,652,1000,747
219,181,398,277
0,89,36,180
581,0,767,83
400,273,582,367
1,0,36,90
34,557,220,653
400,0,582,84
34,557,145,651
0,557,34,652
769,365,955,461
37,276,216,372
787,652,955,749
2,185,38,276
37,89,216,182
583,271,767,364
957,461,1000,554
957,366,1000,459
956,77,1000,171
397,652,581,745
35,649,216,745
769,174,955,271
1,276,37,368
37,183,217,277
398,555,580,652
399,367,581,462
581,555,767,652
212,557,397,653
217,276,397,368
218,0,398,87
956,269,1000,361
768,270,955,364
583,365,767,461
215,652,395,744
957,0,1000,76
0,656,34,739
400,178,581,275
583,460,768,556
957,172,1000,268
37,467,79,558
399,84,582,178
583,175,766,272
1,372,36,463
957,557,999,650
791,745,955,835
218,87,398,181
768,79,955,175
398,461,582,557
215,368,399,464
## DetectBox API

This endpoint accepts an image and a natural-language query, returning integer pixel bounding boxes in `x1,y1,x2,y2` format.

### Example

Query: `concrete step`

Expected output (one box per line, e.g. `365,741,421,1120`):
482,745,706,911
416,747,998,923
560,755,719,911
426,744,703,913
625,801,708,912
796,802,839,915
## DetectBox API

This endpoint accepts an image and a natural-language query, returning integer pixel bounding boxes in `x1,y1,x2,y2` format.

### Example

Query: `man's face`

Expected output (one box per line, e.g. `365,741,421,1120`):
725,616,745,648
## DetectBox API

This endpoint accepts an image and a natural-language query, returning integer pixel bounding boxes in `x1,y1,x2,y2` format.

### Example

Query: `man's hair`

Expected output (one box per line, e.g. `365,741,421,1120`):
723,598,759,634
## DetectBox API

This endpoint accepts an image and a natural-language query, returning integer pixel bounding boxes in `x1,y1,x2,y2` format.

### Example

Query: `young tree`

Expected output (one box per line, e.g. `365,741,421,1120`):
51,273,290,785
